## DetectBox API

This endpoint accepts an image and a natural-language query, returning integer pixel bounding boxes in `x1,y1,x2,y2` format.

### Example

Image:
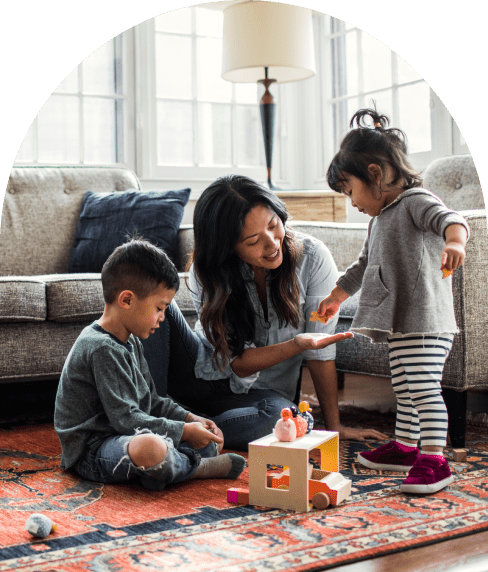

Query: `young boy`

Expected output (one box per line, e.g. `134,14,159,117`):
55,238,246,491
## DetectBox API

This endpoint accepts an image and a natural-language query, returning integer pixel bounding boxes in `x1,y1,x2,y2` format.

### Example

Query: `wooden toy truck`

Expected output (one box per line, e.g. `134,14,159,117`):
268,464,351,509
248,430,352,512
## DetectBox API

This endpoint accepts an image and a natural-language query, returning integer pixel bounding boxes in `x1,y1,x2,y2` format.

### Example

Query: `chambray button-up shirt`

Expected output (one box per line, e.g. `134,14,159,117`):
188,232,339,401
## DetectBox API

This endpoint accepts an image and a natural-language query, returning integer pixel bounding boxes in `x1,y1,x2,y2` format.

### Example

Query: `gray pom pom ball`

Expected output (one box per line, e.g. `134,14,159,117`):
25,513,57,538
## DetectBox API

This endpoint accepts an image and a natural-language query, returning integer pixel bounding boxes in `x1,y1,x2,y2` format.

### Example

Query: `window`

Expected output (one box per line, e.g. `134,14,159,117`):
15,35,129,166
320,15,468,176
136,5,279,184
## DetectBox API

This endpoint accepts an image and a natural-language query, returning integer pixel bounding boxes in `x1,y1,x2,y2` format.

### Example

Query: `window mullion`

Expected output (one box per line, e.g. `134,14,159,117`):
33,116,39,164
356,30,363,108
391,53,399,125
79,62,84,164
192,8,199,167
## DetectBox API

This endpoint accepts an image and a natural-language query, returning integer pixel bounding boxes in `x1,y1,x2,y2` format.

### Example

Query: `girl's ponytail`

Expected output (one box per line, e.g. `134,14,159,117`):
350,108,389,130
328,103,422,193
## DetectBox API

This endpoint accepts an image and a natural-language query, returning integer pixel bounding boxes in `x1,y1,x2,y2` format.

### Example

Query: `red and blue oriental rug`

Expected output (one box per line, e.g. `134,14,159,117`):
1,409,488,571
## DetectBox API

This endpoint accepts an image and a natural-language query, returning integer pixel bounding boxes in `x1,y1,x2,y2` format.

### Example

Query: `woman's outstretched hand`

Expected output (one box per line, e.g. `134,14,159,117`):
339,425,389,441
294,331,354,350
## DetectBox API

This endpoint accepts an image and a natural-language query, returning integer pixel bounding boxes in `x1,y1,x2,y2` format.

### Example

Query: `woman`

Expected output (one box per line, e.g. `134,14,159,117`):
143,175,387,450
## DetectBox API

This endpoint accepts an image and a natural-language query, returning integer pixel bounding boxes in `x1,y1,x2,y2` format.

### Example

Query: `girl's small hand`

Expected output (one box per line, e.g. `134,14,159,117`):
316,286,349,323
294,331,354,350
440,242,466,276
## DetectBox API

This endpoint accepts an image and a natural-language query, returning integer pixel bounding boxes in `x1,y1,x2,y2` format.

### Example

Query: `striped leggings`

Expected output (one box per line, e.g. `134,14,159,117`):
388,333,454,448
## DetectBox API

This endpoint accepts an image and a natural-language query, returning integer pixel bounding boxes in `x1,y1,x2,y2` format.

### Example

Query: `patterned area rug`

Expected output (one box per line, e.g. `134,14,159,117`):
1,410,488,572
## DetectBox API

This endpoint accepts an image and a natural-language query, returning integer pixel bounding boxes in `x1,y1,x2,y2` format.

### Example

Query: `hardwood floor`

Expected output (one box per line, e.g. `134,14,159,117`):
300,369,488,572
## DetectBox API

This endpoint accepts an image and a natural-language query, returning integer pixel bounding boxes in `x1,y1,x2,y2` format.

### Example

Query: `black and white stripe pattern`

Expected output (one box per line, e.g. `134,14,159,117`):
388,333,454,448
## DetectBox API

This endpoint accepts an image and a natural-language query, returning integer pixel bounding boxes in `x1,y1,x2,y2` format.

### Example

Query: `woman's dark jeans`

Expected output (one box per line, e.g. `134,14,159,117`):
141,301,296,451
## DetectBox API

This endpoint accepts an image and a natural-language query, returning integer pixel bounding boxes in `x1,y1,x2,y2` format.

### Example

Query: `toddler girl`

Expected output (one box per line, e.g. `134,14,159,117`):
317,107,469,494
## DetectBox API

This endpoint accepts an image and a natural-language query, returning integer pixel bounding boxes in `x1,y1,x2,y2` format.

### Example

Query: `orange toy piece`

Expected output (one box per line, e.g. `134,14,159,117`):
442,267,453,279
270,467,351,509
309,311,327,323
290,406,308,438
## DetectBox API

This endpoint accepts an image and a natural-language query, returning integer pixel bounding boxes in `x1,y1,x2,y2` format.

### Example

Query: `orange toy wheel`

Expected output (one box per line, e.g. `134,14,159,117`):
312,492,330,509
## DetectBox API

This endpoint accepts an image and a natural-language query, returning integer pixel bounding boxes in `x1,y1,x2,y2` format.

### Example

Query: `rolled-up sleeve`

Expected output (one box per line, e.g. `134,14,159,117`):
300,240,340,362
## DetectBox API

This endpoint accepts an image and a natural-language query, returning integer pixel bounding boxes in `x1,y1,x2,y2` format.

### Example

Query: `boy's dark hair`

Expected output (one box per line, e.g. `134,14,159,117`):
101,237,179,304
327,106,422,194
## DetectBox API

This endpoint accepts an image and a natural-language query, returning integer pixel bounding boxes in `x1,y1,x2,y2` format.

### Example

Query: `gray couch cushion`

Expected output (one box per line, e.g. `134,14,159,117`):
174,273,196,316
42,274,104,322
423,154,484,211
289,221,367,273
0,277,46,322
1,167,141,276
0,321,87,382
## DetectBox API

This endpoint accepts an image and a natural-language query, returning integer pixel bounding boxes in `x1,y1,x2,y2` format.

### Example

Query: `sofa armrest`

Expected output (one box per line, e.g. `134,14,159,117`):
177,224,194,272
446,209,488,390
288,221,368,272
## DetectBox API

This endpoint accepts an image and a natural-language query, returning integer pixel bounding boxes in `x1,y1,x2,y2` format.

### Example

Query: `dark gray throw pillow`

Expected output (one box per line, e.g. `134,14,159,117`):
68,188,191,273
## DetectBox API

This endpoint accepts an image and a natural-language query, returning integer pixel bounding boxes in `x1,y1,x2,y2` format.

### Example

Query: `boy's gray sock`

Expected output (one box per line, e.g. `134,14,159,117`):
193,453,246,480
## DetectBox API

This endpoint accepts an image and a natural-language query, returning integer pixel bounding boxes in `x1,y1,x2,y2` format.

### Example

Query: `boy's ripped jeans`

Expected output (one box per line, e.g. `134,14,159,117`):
73,429,219,491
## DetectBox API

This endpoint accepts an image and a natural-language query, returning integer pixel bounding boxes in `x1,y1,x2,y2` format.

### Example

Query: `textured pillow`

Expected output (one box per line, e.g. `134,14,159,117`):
68,188,191,273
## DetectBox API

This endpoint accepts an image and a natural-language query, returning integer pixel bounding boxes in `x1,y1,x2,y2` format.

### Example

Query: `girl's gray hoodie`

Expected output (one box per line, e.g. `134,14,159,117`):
336,188,470,342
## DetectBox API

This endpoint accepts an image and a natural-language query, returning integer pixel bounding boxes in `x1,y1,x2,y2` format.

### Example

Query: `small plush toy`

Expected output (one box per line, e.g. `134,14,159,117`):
274,408,297,442
298,400,314,433
290,406,308,438
25,513,57,539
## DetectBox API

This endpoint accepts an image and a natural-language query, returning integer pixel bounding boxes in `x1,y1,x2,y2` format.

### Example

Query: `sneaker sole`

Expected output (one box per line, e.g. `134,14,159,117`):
357,453,413,472
400,475,454,494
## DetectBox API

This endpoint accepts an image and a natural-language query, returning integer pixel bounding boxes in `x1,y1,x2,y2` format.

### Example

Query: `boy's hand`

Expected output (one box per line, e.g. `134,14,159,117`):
294,331,354,350
187,413,220,436
183,414,223,449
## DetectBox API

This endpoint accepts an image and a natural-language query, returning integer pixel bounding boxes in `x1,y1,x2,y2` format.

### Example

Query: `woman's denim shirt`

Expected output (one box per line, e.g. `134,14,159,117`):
188,232,339,401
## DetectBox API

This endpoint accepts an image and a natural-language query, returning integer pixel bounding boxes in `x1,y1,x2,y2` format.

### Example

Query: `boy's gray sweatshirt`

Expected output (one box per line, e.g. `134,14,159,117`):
55,323,189,469
336,188,469,343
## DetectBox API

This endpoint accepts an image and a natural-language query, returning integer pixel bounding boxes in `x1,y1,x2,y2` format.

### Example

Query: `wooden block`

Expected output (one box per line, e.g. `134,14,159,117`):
227,487,249,504
238,489,249,504
452,449,467,462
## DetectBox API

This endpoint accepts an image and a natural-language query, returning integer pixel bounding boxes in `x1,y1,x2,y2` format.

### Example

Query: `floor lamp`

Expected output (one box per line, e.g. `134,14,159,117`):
221,1,316,189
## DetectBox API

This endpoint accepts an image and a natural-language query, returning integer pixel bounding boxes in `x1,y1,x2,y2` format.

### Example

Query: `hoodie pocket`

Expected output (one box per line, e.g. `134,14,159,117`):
359,264,389,307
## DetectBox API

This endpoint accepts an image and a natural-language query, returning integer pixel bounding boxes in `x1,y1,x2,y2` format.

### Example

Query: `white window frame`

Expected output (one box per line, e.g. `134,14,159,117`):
14,31,136,170
133,10,288,189
316,14,469,182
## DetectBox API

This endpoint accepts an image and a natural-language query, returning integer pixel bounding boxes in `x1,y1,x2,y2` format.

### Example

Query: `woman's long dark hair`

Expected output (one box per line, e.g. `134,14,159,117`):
327,106,422,195
190,175,301,368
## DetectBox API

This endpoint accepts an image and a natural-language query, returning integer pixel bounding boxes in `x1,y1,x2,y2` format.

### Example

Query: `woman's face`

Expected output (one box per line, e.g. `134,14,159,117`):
234,204,285,271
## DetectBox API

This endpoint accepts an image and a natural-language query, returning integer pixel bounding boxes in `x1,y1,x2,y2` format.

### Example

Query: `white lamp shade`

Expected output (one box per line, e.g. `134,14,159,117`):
222,1,316,83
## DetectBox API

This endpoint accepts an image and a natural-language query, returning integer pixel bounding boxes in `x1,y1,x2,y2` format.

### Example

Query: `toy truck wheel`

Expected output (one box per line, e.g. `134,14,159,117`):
312,492,330,509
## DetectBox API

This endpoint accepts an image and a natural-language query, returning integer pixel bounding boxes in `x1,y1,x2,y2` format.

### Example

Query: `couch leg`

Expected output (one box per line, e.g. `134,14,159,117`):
442,388,467,448
337,370,345,391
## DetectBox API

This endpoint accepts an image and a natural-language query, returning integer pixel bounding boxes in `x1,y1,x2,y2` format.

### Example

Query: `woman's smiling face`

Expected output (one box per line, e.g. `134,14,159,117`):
234,204,285,271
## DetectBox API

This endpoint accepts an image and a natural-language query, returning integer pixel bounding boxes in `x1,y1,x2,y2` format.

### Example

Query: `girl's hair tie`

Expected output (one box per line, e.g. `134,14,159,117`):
374,122,382,128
